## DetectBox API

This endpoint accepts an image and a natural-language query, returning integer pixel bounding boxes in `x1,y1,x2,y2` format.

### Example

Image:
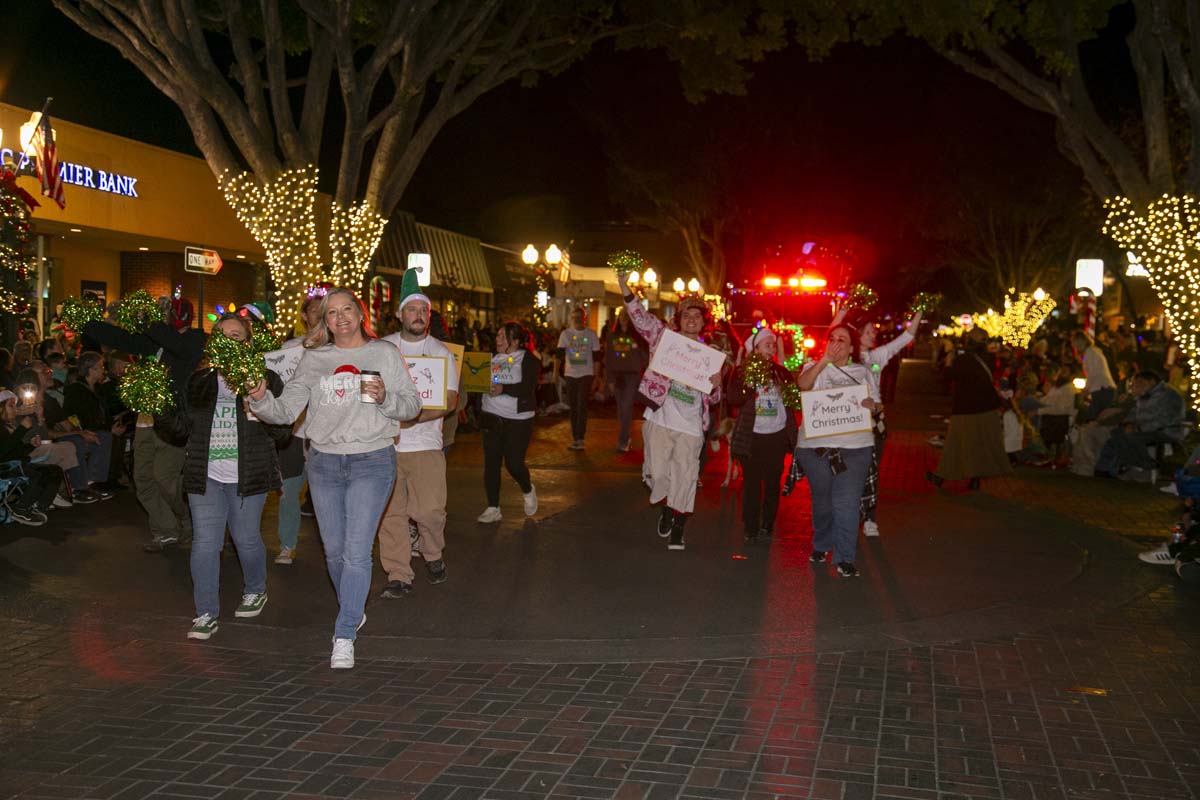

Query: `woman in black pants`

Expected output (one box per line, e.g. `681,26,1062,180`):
729,329,797,544
477,321,539,524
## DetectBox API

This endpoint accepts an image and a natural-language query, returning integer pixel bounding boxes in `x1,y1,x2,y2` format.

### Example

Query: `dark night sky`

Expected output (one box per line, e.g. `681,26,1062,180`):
2,2,1093,292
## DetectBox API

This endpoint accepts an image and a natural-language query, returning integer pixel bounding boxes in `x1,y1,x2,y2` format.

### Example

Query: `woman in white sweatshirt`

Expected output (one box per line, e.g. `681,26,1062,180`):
249,288,421,669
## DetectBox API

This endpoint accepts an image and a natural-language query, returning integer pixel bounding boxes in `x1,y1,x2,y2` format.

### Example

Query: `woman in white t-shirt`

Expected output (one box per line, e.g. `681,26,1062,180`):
795,324,879,578
477,321,540,524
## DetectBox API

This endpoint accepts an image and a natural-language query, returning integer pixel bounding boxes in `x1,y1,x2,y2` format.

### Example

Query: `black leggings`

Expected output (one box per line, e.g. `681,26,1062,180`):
482,414,533,506
738,428,791,533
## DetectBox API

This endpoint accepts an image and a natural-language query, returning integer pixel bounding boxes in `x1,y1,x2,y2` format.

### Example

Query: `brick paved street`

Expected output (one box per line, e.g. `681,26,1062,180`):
1,359,1198,800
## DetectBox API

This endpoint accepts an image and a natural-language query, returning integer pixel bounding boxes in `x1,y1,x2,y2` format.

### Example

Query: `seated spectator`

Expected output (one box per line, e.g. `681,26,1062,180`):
63,351,129,489
45,352,68,387
1095,370,1187,478
1035,366,1078,467
0,390,69,525
0,347,13,389
16,366,111,503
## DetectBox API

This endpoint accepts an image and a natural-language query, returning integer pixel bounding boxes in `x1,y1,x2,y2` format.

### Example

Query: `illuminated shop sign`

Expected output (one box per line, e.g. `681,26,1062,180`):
0,148,139,198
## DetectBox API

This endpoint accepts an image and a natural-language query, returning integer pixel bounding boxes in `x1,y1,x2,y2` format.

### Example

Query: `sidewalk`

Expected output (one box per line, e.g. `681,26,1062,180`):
1,358,1197,800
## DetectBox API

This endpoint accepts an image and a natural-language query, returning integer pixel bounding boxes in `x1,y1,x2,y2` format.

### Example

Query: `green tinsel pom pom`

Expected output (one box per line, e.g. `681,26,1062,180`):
910,292,943,314
206,329,266,391
607,249,645,276
250,324,282,355
843,283,877,311
119,359,174,416
116,289,165,333
59,296,105,333
741,354,774,390
781,381,804,411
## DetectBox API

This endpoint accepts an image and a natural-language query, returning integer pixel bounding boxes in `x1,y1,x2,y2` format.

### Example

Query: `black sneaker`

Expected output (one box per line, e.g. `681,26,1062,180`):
668,527,685,550
9,507,47,526
299,497,315,517
836,562,859,578
144,535,179,553
88,485,114,501
380,580,412,599
425,559,447,585
744,529,758,545
72,489,100,504
409,519,421,558
810,550,827,564
657,507,674,538
758,526,773,540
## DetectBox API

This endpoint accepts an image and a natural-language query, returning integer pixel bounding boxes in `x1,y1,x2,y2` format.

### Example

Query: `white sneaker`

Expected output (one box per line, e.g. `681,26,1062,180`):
275,547,295,565
52,494,73,509
863,520,880,537
1138,545,1175,565
523,485,538,516
331,637,355,669
477,506,502,523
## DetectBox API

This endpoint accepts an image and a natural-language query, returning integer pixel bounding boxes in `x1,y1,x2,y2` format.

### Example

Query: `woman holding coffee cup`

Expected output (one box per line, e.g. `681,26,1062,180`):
249,288,421,669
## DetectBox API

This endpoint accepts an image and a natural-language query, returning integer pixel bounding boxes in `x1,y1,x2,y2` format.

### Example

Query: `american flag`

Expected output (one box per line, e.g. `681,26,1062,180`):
31,112,65,209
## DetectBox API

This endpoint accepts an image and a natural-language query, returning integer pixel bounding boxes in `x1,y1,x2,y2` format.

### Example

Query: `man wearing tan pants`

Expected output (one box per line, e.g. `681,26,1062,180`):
378,271,459,597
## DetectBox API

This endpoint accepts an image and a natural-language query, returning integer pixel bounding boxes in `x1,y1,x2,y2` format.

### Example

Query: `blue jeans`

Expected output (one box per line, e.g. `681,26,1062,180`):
277,467,305,550
796,446,873,565
61,431,112,489
613,372,640,447
1096,428,1177,474
307,446,396,640
187,479,268,618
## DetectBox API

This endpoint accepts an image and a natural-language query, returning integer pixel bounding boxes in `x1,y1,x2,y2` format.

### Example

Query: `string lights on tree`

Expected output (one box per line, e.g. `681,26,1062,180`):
998,288,1055,348
0,170,35,314
1105,194,1200,408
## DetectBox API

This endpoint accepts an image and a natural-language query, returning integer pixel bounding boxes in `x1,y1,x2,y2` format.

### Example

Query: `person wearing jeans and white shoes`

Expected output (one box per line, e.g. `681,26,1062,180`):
249,289,421,669
478,321,539,524
155,314,291,641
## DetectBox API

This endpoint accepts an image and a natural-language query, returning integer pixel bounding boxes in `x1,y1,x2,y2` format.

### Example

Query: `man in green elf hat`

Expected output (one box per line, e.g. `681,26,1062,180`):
377,268,459,597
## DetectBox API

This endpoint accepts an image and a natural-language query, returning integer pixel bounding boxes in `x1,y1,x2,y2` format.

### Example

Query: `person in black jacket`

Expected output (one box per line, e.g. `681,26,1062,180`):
1,390,67,525
84,298,206,552
728,329,799,545
155,313,290,641
476,321,539,524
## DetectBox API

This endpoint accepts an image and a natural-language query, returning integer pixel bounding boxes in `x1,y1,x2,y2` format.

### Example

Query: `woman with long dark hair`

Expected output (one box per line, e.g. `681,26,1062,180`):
477,320,539,523
795,323,878,577
604,311,648,452
157,313,291,640
926,327,1010,490
249,288,421,669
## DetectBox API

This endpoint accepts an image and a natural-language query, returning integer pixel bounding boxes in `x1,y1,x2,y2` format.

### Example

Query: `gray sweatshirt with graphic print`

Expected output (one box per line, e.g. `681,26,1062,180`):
249,340,421,455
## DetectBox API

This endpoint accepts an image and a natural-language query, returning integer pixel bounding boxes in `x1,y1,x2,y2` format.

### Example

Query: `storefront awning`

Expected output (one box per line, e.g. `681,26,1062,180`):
373,216,492,294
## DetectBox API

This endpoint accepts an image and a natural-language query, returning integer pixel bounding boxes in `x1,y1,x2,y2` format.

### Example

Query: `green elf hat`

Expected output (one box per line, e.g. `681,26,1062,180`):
398,267,431,312
239,301,275,326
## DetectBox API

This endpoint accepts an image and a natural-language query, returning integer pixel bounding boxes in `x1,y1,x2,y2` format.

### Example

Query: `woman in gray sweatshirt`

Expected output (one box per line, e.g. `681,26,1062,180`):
250,288,421,669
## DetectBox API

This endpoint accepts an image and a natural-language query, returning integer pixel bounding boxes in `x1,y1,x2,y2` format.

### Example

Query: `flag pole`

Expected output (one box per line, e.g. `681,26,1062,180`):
19,97,54,160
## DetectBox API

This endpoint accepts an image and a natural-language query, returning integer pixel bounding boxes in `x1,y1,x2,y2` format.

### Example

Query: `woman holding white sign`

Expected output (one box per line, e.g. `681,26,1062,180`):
795,324,879,578
617,272,722,551
477,321,539,524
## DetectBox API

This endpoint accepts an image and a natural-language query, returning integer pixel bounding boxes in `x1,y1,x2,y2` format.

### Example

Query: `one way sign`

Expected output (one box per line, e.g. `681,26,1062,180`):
184,246,223,275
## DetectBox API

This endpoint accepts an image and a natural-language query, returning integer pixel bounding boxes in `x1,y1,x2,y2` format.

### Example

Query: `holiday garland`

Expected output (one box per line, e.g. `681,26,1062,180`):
910,292,943,314
205,329,266,391
250,324,282,355
842,283,877,311
117,289,164,333
741,354,804,410
118,359,174,416
59,295,105,333
0,174,35,314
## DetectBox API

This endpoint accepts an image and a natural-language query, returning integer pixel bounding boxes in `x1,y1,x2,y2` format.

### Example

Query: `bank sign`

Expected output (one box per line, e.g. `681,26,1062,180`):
0,148,139,198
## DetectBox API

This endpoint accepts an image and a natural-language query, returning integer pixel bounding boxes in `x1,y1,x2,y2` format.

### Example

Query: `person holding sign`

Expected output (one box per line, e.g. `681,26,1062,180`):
378,272,459,597
618,272,722,551
477,321,539,524
154,313,291,641
729,328,798,545
796,324,879,578
557,308,601,451
248,288,421,669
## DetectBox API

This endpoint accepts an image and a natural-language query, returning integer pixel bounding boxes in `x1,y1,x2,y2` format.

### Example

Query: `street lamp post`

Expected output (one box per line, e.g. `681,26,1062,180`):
523,243,563,327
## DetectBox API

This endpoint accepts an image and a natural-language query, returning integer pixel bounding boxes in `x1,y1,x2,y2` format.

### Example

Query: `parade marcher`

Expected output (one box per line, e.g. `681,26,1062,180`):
925,327,1011,491
857,311,921,537
249,288,421,669
604,311,647,452
557,308,601,451
83,298,205,552
155,313,290,641
796,324,879,577
271,292,324,564
729,328,797,545
378,270,459,597
477,321,539,523
617,272,722,551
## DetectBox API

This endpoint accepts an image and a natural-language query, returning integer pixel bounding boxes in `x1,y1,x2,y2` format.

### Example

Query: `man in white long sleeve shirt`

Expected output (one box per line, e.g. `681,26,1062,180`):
1073,332,1116,422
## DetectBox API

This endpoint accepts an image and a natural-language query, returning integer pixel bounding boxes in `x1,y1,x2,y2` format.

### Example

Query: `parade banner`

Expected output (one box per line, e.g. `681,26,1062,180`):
405,356,448,410
648,328,725,394
801,384,872,439
263,346,304,384
461,351,493,393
